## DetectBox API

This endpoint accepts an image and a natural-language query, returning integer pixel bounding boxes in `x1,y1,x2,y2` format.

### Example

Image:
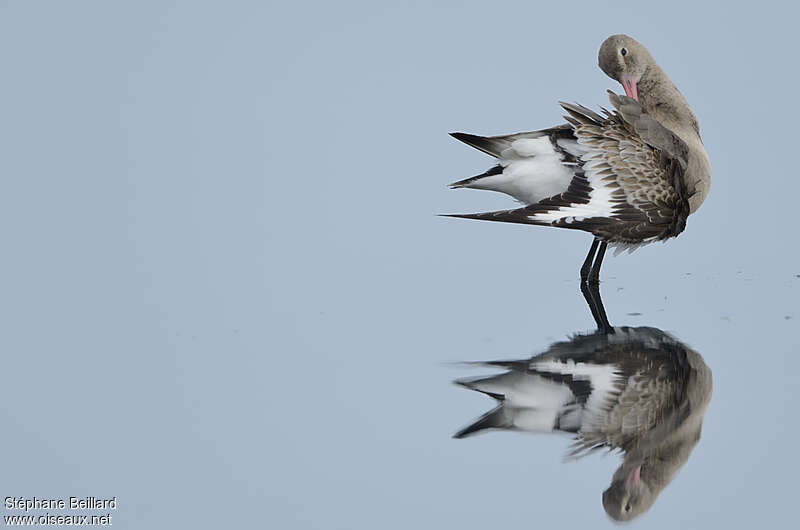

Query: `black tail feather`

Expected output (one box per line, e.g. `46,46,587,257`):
453,405,510,439
450,132,506,157
448,165,503,189
454,378,506,401
439,209,548,226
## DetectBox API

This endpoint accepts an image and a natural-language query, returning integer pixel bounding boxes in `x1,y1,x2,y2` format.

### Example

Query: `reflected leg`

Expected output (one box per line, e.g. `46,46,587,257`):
580,281,613,334
580,239,600,282
587,241,607,285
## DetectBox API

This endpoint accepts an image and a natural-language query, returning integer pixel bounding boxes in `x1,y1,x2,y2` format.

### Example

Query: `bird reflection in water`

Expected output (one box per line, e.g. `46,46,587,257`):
453,284,712,521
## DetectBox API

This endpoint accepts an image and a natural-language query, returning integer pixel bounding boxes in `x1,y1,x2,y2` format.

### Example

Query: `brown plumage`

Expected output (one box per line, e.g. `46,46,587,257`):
454,323,712,522
450,95,690,244
445,34,711,282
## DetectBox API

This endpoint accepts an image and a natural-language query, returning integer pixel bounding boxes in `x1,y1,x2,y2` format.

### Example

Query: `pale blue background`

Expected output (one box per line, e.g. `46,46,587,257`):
0,1,798,528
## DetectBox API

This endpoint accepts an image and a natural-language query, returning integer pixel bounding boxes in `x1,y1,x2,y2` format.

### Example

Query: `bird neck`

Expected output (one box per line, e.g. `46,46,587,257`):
640,436,698,490
638,65,701,142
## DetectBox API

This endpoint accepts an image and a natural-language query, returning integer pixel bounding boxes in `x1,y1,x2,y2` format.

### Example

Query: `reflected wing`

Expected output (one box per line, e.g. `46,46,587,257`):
574,331,694,454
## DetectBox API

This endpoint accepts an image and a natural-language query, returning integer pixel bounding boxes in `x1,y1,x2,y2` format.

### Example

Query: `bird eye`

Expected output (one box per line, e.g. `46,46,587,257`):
620,48,628,56
625,503,631,512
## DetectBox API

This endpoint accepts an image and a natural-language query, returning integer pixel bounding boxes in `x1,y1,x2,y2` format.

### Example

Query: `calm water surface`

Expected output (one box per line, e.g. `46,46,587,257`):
1,1,798,529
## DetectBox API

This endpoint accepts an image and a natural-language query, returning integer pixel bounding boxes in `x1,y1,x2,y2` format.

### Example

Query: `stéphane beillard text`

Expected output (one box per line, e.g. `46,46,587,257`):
4,496,117,512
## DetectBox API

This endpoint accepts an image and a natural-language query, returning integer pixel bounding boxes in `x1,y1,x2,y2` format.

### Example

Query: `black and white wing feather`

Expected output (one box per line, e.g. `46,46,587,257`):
445,93,691,245
454,327,696,458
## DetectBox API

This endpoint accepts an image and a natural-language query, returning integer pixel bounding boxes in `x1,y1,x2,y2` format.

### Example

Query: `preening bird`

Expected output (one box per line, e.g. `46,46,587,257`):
445,35,711,282
453,286,713,521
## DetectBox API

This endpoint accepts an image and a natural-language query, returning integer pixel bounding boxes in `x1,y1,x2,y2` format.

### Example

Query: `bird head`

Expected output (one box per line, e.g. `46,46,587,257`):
598,34,653,102
602,463,656,522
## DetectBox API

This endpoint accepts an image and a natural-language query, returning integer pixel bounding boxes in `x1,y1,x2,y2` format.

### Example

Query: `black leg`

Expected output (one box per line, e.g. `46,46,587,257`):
587,241,607,285
580,281,602,328
591,281,613,334
580,280,613,334
580,239,600,282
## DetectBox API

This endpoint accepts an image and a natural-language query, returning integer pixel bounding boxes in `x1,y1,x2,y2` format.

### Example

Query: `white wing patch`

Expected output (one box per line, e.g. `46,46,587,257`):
464,136,574,205
529,359,623,428
466,371,575,432
507,137,558,157
460,359,624,435
527,141,618,223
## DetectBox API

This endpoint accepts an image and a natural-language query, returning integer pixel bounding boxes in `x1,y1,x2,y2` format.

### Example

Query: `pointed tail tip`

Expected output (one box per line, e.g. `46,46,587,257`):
439,213,486,220
453,378,475,390
453,406,508,439
453,421,485,439
450,132,484,145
